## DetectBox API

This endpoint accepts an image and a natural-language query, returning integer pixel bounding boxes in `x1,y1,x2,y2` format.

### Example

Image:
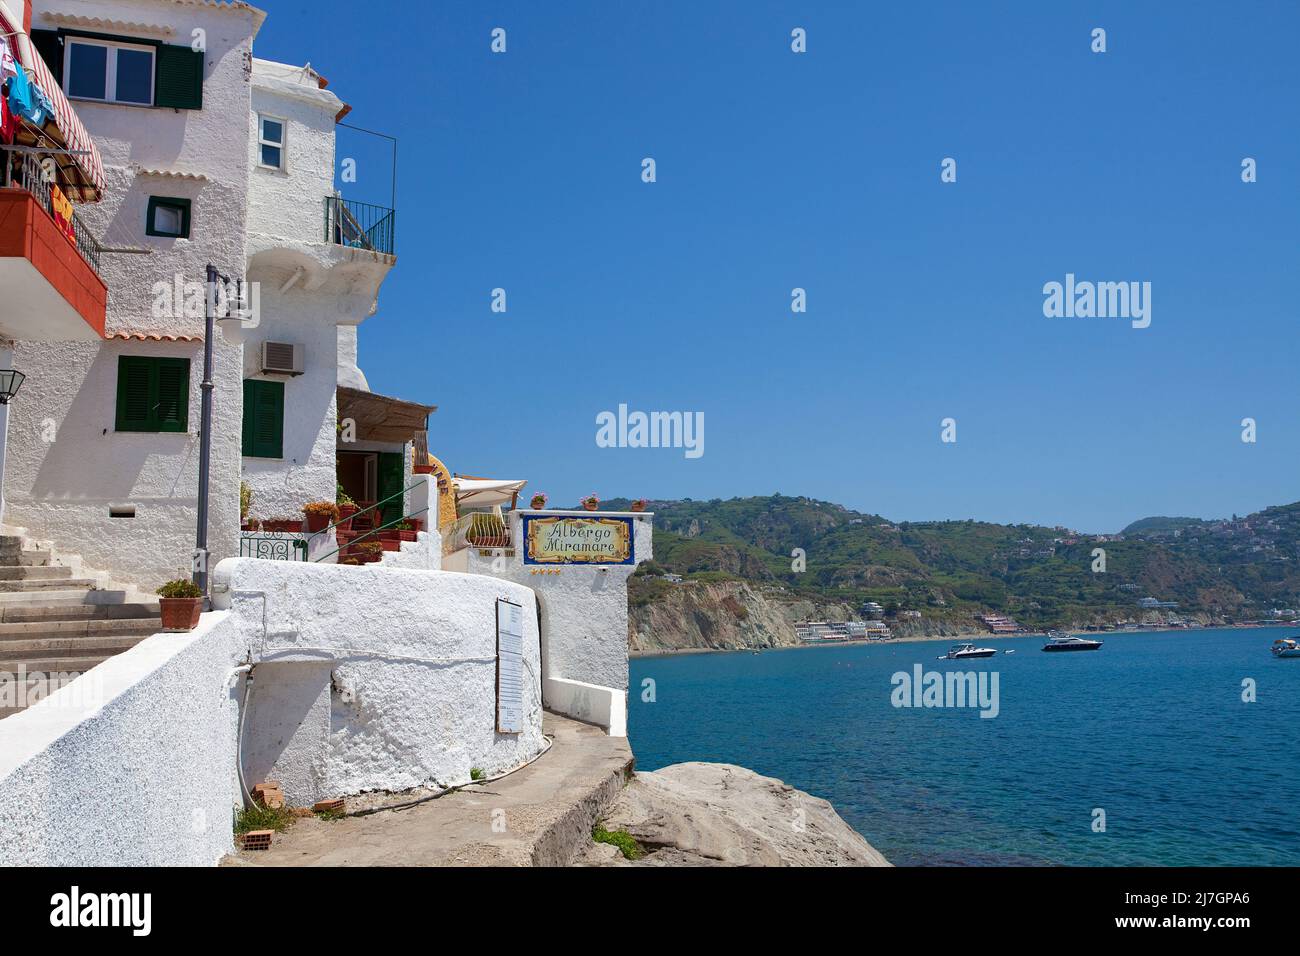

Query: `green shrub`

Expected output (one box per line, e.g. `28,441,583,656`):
593,825,643,860
157,579,202,599
235,803,293,835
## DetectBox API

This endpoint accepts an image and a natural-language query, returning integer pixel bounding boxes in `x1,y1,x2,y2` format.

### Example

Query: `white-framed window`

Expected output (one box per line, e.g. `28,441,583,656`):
63,38,155,106
258,114,286,170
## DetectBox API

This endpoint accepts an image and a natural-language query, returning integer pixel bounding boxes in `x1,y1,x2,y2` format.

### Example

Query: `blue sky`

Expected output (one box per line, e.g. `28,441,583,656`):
254,1,1300,533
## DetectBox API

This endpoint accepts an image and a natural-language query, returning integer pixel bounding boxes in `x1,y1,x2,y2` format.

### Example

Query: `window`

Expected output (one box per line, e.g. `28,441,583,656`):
146,196,191,238
258,115,285,170
47,31,204,110
64,38,154,105
115,356,190,433
242,379,284,459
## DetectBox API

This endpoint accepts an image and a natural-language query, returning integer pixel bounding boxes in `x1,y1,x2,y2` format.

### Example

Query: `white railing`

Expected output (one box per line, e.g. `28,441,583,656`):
442,511,513,555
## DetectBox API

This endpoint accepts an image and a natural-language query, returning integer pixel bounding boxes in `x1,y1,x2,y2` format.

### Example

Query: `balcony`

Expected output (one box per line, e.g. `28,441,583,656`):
324,196,394,256
0,150,106,341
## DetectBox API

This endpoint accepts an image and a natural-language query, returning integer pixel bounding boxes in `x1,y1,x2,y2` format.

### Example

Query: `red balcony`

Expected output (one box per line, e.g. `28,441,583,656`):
0,185,106,341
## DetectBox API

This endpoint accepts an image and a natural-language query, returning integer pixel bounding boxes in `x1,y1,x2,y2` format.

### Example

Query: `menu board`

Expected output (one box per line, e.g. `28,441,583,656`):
496,599,524,734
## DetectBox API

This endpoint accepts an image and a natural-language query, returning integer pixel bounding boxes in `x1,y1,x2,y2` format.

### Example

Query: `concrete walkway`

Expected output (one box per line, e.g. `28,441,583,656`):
227,712,633,867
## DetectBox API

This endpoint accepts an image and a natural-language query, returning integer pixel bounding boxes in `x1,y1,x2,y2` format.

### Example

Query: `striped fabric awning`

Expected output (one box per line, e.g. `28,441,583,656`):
1,8,105,202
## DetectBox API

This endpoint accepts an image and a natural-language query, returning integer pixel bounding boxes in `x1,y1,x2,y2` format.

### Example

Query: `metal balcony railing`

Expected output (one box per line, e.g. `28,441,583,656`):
442,511,513,555
3,148,104,274
324,195,395,255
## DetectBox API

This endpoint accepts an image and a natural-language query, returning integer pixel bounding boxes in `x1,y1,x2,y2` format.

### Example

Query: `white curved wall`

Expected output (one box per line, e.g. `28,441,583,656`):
213,557,545,805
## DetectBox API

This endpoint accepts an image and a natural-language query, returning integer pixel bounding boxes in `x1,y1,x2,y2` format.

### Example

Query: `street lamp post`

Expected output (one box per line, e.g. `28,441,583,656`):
193,264,220,596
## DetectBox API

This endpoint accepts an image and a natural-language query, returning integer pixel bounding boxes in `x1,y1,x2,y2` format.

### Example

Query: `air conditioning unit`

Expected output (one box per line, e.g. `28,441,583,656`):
260,341,304,376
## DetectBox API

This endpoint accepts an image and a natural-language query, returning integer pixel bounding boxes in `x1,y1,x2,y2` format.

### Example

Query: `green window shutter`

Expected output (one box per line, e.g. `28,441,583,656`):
154,44,203,109
116,356,190,432
155,358,190,432
30,30,63,84
242,379,284,458
115,357,153,431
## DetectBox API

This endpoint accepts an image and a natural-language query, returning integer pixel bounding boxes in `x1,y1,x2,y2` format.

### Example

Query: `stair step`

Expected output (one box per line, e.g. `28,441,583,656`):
0,602,159,623
19,550,52,567
0,578,99,593
0,634,150,656
0,655,112,675
0,589,120,606
0,617,160,639
0,565,73,581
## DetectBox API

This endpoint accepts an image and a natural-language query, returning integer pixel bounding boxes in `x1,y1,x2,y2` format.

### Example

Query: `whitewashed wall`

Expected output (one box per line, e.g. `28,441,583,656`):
240,57,394,524
0,555,550,864
213,557,544,805
0,612,247,866
464,511,652,710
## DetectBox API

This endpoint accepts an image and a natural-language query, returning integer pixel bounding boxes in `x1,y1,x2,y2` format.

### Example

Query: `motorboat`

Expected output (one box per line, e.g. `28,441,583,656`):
1271,638,1300,659
938,642,997,660
1042,634,1103,652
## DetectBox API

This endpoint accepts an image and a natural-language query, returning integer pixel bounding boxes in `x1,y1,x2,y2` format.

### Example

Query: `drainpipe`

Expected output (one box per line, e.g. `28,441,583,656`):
193,264,218,597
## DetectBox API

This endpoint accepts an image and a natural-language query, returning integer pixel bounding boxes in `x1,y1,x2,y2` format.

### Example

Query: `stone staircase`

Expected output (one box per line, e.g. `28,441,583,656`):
0,534,161,719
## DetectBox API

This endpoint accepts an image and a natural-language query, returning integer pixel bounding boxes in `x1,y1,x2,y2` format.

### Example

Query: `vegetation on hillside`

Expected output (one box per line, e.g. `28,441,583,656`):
604,496,1300,628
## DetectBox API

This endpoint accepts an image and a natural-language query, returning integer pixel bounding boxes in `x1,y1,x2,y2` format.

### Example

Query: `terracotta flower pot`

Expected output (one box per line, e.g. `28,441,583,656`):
630,502,646,513
337,504,358,531
583,501,599,512
413,464,434,474
305,512,332,533
159,597,202,632
530,499,547,510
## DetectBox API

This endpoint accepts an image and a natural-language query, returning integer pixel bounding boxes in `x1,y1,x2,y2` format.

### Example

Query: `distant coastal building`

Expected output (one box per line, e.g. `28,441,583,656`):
861,601,884,618
795,620,891,643
1138,597,1179,609
979,614,1020,634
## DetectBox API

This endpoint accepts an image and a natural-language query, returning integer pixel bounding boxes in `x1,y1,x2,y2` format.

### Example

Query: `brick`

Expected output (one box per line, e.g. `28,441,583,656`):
240,830,274,851
312,799,345,813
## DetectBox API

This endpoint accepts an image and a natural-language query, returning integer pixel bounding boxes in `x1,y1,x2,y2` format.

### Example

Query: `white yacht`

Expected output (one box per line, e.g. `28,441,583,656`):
938,642,997,660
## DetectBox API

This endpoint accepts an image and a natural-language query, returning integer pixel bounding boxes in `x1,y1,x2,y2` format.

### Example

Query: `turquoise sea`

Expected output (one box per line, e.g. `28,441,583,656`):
628,627,1300,866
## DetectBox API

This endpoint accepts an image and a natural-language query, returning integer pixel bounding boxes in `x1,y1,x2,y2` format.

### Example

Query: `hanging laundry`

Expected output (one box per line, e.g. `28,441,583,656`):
0,92,13,145
28,81,53,126
6,61,33,121
50,183,76,240
0,36,18,81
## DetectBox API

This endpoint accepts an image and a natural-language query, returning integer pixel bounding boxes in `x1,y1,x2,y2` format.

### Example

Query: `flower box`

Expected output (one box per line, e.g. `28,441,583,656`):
160,597,202,632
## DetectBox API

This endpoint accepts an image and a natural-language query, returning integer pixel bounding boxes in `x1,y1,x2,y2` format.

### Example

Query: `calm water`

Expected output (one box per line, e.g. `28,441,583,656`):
628,627,1300,866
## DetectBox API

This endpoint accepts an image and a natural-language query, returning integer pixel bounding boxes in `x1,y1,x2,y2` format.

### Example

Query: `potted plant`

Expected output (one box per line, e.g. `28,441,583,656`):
244,517,262,532
630,498,648,513
157,579,203,631
580,493,600,512
337,484,358,531
303,501,340,533
240,481,253,523
354,540,385,564
529,492,548,510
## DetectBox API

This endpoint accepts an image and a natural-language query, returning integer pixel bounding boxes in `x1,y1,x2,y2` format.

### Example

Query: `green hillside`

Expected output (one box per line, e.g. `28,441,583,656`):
600,496,1300,629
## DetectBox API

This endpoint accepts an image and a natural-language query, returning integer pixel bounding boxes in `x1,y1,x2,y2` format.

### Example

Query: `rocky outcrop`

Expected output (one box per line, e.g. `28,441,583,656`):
629,580,855,653
628,579,975,653
582,762,890,866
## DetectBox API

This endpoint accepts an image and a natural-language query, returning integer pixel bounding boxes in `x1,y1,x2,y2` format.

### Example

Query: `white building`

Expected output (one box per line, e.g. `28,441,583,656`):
4,0,426,588
5,0,263,589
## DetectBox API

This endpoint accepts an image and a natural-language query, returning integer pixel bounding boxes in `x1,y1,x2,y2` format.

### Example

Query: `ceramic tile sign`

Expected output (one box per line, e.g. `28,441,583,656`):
522,514,634,565
496,598,525,734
